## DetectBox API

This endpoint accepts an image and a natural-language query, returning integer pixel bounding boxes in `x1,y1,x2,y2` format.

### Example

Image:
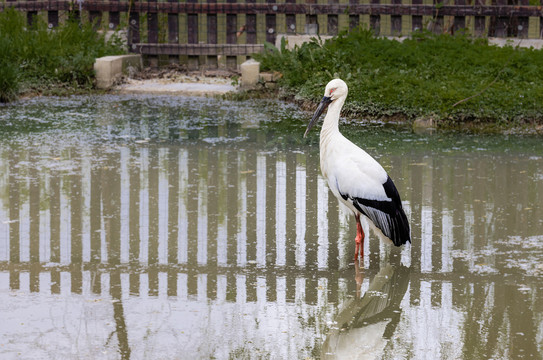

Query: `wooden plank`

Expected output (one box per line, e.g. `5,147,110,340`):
187,0,198,69
370,0,380,36
187,0,198,44
411,0,422,31
207,14,218,44
133,43,265,55
129,11,140,48
266,0,277,43
226,13,237,43
328,0,338,35
286,0,296,34
187,14,198,44
227,0,237,45
349,14,359,30
517,0,529,38
349,0,359,30
89,10,102,29
47,10,59,28
109,0,120,29
168,1,179,43
391,0,402,35
432,0,443,34
453,0,465,33
490,0,508,37
168,0,179,63
148,0,159,44
207,0,217,44
25,0,37,26
474,0,485,36
266,13,277,43
245,0,257,42
27,8,37,26
246,14,257,43
305,0,318,35
206,0,217,67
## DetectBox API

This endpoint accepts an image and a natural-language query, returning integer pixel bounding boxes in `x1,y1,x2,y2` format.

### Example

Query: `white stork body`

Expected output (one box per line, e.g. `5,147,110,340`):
304,79,410,260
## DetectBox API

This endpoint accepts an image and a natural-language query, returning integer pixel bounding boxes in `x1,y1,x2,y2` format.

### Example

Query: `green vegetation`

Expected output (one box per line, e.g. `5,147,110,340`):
0,8,125,102
255,29,543,128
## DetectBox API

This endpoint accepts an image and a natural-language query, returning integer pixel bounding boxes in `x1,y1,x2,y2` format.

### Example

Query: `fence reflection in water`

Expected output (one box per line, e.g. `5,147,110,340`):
1,116,542,358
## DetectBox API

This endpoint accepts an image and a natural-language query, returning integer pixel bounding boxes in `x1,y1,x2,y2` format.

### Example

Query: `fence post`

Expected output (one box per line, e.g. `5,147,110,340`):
266,0,277,43
148,0,159,67
453,0,465,33
491,0,508,37
48,9,59,29
349,0,359,30
89,10,102,30
412,0,422,31
305,0,318,35
474,0,485,36
27,0,37,26
391,0,402,35
432,0,444,33
168,0,180,64
226,0,238,68
286,0,296,34
328,0,339,35
370,0,380,36
109,0,121,30
517,0,529,38
129,8,140,52
206,0,218,67
187,0,199,70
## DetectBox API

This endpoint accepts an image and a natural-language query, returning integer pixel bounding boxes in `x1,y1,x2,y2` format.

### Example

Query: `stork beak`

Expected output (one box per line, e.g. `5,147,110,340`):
304,96,333,138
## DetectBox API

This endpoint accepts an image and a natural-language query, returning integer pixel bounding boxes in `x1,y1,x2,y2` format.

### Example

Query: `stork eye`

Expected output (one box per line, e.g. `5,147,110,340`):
329,88,337,96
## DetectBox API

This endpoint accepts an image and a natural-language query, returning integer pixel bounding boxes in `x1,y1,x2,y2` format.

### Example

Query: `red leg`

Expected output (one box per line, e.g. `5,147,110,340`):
353,214,365,262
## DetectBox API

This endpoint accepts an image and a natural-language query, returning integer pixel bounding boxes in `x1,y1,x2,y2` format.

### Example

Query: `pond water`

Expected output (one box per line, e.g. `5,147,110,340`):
0,95,542,359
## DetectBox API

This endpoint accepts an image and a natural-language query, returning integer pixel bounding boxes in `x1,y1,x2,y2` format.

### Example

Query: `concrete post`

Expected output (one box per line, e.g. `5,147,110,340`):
240,59,260,89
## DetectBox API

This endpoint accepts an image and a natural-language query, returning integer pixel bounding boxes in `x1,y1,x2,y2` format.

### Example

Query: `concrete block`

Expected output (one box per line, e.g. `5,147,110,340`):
259,72,273,82
121,54,143,73
240,59,260,88
94,54,142,89
259,71,282,83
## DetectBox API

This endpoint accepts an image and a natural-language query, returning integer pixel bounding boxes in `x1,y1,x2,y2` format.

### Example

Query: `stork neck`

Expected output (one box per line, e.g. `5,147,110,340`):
320,96,345,140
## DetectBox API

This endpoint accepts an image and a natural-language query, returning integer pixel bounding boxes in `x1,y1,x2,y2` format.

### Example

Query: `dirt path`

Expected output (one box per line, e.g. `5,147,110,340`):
114,65,239,96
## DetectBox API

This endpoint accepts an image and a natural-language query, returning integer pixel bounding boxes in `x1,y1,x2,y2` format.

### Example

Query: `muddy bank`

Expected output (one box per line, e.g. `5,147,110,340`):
114,64,542,135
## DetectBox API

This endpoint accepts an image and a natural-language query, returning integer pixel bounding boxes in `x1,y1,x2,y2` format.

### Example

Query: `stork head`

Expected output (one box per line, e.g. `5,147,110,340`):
304,79,348,138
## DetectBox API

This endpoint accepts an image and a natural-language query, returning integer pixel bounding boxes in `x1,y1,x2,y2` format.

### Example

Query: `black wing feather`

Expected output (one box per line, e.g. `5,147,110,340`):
341,176,411,246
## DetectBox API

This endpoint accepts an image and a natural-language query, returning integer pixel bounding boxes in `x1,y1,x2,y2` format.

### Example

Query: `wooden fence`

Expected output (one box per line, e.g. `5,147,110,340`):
3,0,543,67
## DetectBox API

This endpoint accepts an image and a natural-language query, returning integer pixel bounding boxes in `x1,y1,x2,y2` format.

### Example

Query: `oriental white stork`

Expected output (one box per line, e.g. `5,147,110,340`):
304,79,411,261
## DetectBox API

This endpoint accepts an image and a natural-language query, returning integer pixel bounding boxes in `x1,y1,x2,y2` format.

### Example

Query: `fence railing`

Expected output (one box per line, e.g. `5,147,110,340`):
3,0,543,67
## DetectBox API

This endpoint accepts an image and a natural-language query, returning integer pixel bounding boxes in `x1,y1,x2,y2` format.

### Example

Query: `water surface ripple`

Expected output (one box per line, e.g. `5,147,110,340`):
1,95,542,359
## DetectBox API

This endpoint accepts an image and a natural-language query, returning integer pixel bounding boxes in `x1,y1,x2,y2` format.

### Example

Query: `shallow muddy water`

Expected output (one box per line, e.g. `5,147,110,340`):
0,95,542,359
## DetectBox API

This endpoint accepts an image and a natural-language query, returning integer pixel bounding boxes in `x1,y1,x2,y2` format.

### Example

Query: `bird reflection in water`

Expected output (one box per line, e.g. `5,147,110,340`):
321,262,411,359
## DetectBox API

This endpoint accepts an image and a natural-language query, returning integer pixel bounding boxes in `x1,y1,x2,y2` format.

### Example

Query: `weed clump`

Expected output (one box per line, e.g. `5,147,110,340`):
0,8,125,102
255,29,543,126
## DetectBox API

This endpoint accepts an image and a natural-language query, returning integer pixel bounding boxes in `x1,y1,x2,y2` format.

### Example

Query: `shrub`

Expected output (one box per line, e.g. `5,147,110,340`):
255,29,543,124
0,8,125,102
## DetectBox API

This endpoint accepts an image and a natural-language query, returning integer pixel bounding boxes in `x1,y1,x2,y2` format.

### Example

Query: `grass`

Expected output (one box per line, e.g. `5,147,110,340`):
254,29,543,128
0,8,125,102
